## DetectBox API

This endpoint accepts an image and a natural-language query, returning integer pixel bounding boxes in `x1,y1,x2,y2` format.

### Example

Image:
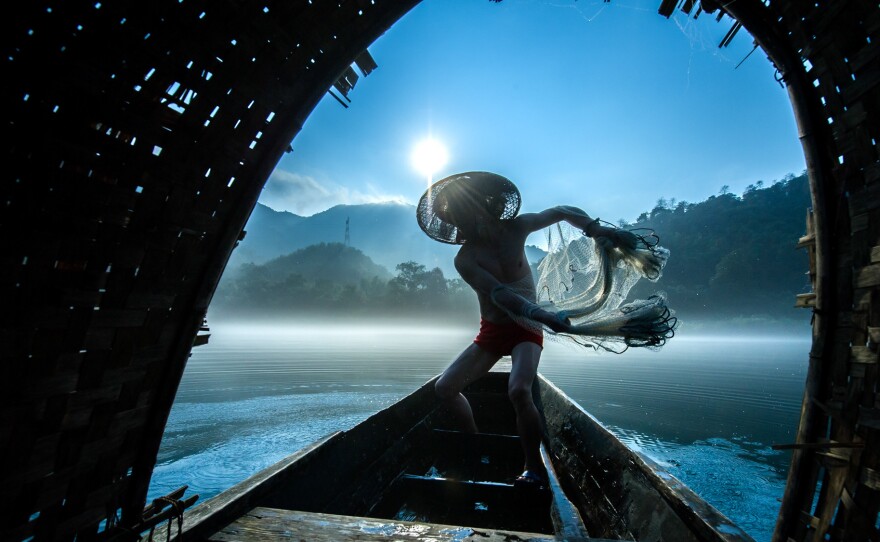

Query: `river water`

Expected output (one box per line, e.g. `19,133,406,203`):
148,321,810,541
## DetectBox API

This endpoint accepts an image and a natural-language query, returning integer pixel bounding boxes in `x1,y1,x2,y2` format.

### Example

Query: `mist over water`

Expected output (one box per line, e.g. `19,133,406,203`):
150,320,809,542
169,320,474,403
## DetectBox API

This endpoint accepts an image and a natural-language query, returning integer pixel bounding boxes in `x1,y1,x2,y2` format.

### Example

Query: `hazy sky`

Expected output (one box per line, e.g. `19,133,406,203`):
260,0,805,224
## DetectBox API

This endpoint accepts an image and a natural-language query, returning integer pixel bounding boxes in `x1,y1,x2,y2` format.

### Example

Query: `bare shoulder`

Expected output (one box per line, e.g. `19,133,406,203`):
453,244,476,270
453,245,488,286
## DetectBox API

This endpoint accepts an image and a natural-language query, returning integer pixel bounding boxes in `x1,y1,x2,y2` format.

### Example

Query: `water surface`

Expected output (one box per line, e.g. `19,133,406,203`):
149,322,809,541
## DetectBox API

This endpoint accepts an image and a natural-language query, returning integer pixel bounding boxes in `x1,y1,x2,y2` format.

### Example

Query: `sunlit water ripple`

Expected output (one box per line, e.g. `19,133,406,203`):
149,322,809,542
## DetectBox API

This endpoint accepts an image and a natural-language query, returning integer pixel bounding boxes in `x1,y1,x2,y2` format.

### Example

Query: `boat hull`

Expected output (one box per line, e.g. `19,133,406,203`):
154,370,753,541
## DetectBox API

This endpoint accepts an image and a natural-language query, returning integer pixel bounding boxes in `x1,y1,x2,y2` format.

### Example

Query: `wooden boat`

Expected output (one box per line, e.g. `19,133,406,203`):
153,369,754,541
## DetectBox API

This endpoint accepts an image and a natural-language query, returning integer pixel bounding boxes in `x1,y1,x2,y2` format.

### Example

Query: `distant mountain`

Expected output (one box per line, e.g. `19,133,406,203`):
247,242,391,285
227,202,549,280
231,204,307,266
226,202,460,278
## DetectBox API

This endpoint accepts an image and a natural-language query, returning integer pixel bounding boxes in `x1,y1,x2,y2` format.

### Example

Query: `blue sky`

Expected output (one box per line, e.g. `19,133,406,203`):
260,0,805,225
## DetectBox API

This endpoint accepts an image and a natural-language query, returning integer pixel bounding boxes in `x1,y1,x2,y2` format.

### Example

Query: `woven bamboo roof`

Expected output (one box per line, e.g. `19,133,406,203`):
1,1,878,540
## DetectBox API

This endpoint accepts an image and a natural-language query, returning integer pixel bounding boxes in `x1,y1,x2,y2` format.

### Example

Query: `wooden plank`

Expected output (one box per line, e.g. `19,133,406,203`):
812,467,848,540
797,234,816,248
851,346,878,364
208,508,560,542
539,445,590,541
855,263,880,288
861,467,880,490
427,429,524,483
771,441,864,451
815,450,852,468
353,50,378,77
795,293,817,308
848,181,880,215
657,0,678,17
398,473,518,491
851,212,870,234
840,486,858,513
192,333,211,347
325,422,433,516
371,474,552,534
810,398,845,424
799,511,821,530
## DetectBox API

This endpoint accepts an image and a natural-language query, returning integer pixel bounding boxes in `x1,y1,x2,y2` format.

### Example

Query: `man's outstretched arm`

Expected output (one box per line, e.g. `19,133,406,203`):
517,206,638,249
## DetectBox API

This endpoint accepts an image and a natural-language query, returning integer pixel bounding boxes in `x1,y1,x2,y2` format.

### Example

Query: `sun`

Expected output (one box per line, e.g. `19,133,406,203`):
410,138,449,178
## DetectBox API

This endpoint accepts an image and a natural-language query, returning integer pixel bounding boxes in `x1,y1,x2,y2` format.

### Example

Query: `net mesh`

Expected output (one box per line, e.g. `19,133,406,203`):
502,222,676,353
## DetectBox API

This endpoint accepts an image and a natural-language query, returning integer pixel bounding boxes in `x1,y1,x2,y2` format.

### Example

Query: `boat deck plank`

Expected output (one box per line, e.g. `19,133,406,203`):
207,507,560,541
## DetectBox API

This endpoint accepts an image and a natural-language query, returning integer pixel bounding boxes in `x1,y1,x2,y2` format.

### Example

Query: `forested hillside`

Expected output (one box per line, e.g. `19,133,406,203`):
627,172,812,327
212,173,814,330
224,202,459,278
212,243,477,319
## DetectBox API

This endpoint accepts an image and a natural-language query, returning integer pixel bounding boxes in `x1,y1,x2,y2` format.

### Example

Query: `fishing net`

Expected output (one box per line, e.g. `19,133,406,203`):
496,222,677,353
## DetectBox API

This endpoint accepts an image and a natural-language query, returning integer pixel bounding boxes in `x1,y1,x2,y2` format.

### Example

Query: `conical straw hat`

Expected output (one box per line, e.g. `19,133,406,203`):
416,171,522,244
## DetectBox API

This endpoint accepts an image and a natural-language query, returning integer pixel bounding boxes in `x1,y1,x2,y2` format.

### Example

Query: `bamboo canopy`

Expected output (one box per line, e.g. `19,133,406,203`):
1,1,877,540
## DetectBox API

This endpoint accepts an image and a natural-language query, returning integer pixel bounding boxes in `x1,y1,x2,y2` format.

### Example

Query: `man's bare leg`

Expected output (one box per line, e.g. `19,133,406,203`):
509,342,543,474
435,343,500,433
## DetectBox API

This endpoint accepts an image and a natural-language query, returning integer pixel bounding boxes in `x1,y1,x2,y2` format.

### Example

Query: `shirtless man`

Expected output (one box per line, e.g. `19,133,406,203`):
417,172,637,487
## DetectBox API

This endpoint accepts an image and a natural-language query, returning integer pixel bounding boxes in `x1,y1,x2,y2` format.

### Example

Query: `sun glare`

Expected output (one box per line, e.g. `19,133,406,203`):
411,138,449,178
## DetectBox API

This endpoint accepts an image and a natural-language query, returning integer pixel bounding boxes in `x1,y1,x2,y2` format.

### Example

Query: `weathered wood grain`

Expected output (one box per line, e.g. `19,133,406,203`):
207,507,560,542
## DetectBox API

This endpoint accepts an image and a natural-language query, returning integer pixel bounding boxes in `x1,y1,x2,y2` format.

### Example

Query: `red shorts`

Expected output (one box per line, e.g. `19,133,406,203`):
474,318,543,357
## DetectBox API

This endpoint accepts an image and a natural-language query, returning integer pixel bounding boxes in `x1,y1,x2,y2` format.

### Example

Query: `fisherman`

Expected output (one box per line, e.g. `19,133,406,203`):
416,171,644,488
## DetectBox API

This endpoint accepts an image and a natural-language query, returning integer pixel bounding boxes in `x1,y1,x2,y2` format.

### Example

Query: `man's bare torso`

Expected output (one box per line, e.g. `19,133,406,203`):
455,217,536,324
